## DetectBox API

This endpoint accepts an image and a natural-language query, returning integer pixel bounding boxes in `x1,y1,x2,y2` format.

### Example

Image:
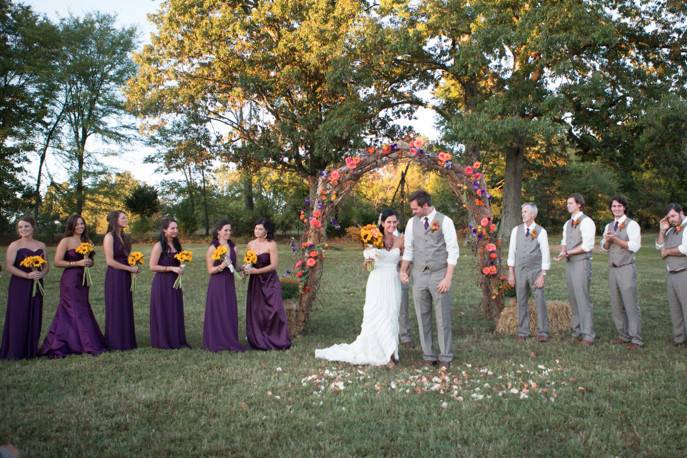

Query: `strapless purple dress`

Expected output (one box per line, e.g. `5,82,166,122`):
40,249,106,358
246,253,291,350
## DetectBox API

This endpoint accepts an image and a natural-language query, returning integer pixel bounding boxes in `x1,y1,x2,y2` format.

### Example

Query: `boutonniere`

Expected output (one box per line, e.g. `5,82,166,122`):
618,222,625,231
571,219,580,228
430,221,440,233
677,224,685,233
530,229,538,239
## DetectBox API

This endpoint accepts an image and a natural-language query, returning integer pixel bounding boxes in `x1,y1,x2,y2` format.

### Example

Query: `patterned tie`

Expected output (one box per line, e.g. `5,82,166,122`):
613,221,618,232
526,227,530,238
423,217,429,230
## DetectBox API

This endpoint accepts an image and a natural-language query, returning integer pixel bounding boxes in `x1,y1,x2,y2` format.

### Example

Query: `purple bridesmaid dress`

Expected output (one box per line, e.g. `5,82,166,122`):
104,236,137,350
149,250,189,349
40,249,106,358
0,248,44,359
202,241,245,352
246,253,291,350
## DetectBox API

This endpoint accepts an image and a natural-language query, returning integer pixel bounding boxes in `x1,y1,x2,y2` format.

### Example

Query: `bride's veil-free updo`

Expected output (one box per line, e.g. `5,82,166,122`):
377,208,399,235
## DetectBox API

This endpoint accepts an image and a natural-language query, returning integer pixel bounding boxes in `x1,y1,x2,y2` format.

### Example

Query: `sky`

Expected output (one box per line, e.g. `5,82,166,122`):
24,0,439,186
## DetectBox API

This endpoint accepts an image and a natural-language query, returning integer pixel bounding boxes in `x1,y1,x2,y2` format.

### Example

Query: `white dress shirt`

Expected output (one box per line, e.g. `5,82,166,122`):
561,211,596,252
507,223,551,271
656,216,687,256
601,215,641,252
402,209,459,265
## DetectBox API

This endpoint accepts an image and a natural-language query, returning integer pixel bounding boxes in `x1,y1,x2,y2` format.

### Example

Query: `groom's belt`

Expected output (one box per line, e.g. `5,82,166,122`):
413,263,448,273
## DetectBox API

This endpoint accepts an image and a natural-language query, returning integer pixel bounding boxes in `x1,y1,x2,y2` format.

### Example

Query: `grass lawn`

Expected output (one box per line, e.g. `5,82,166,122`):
1,235,686,456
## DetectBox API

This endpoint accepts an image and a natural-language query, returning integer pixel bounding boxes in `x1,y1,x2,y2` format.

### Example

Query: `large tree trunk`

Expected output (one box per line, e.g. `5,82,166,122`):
75,145,86,215
34,112,64,218
499,144,524,240
200,167,210,235
242,170,254,211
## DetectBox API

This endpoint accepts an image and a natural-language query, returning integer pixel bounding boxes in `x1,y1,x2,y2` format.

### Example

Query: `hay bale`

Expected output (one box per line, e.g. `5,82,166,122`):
284,298,304,338
495,299,571,336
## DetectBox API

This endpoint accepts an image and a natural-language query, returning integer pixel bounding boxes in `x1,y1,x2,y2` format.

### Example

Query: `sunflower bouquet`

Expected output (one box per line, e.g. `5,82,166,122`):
127,251,145,292
19,255,47,297
243,249,258,275
212,244,235,273
172,250,193,289
360,224,384,271
75,242,95,287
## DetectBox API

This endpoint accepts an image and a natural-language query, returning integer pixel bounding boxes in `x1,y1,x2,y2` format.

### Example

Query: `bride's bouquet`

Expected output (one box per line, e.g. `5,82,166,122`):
359,224,384,271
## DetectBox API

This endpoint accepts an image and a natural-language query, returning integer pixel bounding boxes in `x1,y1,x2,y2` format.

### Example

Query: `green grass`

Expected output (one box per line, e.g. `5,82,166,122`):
1,235,686,456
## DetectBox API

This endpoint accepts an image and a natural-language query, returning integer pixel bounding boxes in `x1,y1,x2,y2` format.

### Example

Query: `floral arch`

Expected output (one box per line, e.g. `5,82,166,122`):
288,140,504,336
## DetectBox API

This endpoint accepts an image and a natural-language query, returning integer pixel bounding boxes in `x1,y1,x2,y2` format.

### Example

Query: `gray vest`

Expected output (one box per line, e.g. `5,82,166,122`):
515,223,542,271
565,214,592,262
607,218,635,267
412,212,449,273
664,224,687,272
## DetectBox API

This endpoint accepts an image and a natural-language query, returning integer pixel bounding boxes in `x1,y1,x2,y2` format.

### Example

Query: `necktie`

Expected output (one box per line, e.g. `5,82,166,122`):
525,227,530,238
613,221,618,232
423,217,429,230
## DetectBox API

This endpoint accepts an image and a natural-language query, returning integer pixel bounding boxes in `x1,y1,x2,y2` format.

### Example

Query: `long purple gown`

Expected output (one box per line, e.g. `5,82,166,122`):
149,250,189,349
104,235,137,350
0,248,44,360
202,240,245,352
246,253,291,350
40,249,106,358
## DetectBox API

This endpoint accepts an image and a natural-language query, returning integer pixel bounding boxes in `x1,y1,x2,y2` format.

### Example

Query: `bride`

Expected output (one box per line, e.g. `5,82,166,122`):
315,209,403,366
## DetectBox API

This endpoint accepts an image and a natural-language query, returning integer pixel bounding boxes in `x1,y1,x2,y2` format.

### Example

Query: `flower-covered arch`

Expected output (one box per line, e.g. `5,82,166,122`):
288,140,504,336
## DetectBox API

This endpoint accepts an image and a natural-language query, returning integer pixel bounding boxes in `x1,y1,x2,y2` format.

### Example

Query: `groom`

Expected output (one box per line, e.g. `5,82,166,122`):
400,190,459,369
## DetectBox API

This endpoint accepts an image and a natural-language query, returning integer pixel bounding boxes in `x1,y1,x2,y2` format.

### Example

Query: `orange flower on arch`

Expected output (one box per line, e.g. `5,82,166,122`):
306,257,317,268
489,252,497,260
312,209,321,218
329,170,340,183
475,199,484,206
367,146,376,155
382,144,391,155
473,161,481,169
413,138,425,148
309,250,318,258
485,243,497,252
489,265,498,275
482,266,491,275
489,223,497,233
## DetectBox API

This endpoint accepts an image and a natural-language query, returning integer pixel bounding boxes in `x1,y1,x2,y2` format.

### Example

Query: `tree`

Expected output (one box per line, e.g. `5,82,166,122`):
125,183,160,217
0,0,61,223
144,109,217,235
56,13,137,215
127,0,420,211
389,0,686,236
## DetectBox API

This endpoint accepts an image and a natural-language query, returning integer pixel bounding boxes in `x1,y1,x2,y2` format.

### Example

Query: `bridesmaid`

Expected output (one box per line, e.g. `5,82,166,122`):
149,217,189,349
103,211,139,350
244,218,291,350
0,215,48,359
202,219,245,352
40,214,106,358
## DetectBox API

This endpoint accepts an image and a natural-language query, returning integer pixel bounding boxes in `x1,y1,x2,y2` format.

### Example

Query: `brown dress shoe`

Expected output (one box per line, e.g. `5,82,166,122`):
438,361,451,370
579,339,594,346
537,335,549,343
625,343,641,350
610,338,629,345
515,336,526,342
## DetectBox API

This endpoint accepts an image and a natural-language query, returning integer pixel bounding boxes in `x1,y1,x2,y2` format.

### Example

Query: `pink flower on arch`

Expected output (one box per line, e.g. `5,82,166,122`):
465,166,473,176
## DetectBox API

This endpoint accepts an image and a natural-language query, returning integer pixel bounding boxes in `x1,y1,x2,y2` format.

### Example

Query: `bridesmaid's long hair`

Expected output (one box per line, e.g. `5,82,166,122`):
106,210,132,252
158,217,182,258
378,208,398,235
255,218,274,241
211,218,232,244
64,214,91,243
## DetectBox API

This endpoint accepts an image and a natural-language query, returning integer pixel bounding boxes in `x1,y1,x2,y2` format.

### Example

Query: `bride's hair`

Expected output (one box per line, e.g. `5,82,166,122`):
378,208,398,234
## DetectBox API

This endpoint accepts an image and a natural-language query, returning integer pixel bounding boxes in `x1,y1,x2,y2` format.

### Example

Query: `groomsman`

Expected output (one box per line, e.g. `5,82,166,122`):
400,190,459,369
507,203,551,342
601,196,642,349
557,193,596,345
656,203,687,346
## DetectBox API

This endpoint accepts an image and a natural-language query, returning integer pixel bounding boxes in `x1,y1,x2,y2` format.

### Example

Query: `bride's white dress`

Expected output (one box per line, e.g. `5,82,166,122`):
315,247,402,365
